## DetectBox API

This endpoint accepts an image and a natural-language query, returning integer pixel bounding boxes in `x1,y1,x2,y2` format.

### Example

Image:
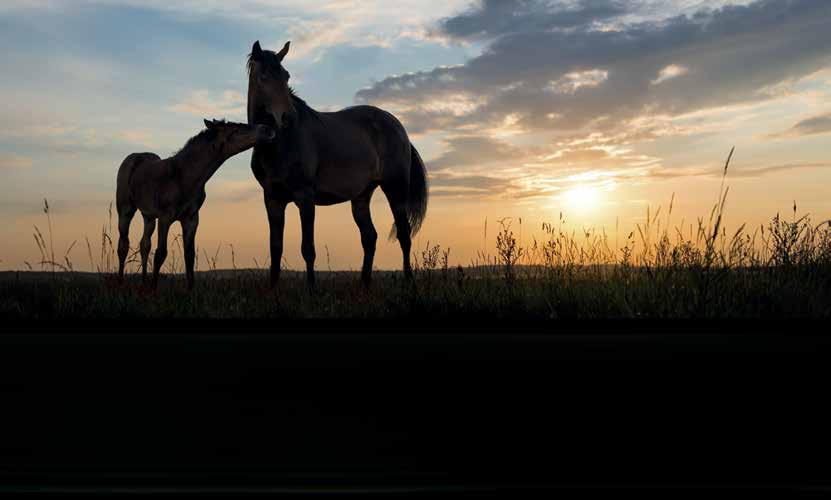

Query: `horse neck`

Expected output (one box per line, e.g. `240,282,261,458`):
247,80,258,125
175,147,227,192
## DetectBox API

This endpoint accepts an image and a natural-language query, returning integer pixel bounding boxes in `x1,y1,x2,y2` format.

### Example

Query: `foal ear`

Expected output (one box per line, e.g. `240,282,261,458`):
251,40,263,60
276,41,290,61
204,119,215,130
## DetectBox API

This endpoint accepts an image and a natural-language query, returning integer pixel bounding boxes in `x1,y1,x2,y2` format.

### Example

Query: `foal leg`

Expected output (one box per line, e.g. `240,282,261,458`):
140,215,156,283
265,196,287,288
181,213,199,291
117,206,136,283
351,194,377,286
296,194,317,288
151,219,171,289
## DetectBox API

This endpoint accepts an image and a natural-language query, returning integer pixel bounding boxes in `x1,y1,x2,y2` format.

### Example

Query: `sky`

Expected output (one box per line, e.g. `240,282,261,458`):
1,0,830,272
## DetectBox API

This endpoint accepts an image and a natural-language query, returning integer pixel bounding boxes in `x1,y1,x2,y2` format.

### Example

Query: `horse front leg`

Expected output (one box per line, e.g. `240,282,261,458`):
152,219,171,290
351,194,377,287
296,193,317,288
265,196,287,288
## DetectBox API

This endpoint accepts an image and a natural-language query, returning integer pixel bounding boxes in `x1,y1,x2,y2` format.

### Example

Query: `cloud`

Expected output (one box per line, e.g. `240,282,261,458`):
0,154,33,170
650,161,831,180
771,112,831,139
208,179,261,203
0,118,177,156
0,124,111,154
0,0,472,64
168,90,246,120
548,69,609,94
118,130,160,149
357,0,831,138
728,162,831,178
651,64,689,85
433,0,628,41
429,171,512,197
430,135,528,169
422,132,661,200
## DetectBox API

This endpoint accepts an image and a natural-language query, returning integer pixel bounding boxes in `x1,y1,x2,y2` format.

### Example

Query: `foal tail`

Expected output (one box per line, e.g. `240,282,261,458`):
390,144,429,240
116,154,140,212
116,152,160,213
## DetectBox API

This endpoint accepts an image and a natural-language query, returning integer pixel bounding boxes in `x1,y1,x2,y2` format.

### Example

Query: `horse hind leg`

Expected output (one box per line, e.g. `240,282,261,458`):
181,213,199,291
140,215,156,283
393,207,413,280
351,193,378,286
383,189,413,280
117,205,136,282
151,219,171,289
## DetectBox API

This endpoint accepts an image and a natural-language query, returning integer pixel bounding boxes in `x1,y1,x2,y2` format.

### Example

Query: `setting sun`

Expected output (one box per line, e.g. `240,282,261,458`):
562,185,600,213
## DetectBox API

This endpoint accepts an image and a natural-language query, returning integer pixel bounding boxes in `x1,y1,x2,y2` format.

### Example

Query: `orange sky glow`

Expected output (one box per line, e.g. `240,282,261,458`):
1,0,830,272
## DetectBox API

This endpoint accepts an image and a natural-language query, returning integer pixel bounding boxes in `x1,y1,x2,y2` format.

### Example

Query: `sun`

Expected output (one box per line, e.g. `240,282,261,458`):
562,185,600,212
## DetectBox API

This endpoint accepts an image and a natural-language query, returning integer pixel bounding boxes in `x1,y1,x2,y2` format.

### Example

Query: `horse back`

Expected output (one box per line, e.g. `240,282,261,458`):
329,105,409,148
319,105,411,174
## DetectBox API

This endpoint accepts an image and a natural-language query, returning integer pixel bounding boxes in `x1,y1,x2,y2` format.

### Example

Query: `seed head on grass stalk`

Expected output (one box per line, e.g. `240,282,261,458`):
63,240,77,272
32,227,46,270
212,242,222,271
716,146,734,211
85,237,96,274
43,199,56,275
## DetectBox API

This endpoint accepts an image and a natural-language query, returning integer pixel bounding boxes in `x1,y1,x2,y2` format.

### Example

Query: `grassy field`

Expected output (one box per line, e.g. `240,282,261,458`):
2,258,830,319
3,199,831,319
4,151,831,319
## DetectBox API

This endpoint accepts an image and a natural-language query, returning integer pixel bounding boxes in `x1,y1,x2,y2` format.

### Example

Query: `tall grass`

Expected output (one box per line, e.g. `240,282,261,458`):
4,149,831,319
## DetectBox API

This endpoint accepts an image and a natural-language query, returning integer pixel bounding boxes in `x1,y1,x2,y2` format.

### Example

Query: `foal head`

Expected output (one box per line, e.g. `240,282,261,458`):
247,40,297,130
203,119,276,157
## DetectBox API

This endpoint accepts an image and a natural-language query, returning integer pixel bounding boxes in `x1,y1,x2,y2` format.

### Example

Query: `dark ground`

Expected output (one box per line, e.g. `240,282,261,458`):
2,267,830,493
1,324,830,495
2,264,830,319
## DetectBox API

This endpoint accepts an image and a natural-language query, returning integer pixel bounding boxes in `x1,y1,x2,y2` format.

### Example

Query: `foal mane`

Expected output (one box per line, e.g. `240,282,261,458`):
171,121,223,160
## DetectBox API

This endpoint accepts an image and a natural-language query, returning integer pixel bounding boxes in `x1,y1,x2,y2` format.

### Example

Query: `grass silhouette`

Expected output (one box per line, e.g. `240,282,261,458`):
3,149,830,319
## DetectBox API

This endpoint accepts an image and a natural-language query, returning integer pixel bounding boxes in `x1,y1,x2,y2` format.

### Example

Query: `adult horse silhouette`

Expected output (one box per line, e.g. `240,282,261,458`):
247,40,428,287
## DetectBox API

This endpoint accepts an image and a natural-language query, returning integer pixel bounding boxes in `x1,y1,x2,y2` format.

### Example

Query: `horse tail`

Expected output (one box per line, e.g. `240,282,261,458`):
389,143,429,240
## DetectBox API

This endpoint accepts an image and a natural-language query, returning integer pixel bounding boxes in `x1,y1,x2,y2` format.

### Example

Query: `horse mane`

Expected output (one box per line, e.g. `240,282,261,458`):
171,121,224,160
247,51,323,125
288,86,323,124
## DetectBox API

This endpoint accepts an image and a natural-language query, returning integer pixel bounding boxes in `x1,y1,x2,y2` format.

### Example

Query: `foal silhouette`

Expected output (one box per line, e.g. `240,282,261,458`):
116,120,275,289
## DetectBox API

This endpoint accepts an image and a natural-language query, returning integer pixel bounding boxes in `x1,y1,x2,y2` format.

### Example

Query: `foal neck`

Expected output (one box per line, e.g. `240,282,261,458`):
172,144,229,191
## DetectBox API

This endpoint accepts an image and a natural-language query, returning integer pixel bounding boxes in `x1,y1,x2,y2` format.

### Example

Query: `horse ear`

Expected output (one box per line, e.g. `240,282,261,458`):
204,119,214,130
276,41,290,61
252,40,263,60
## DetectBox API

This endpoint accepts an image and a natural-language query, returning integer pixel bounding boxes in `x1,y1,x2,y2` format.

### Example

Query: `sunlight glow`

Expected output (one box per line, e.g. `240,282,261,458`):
562,185,601,213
